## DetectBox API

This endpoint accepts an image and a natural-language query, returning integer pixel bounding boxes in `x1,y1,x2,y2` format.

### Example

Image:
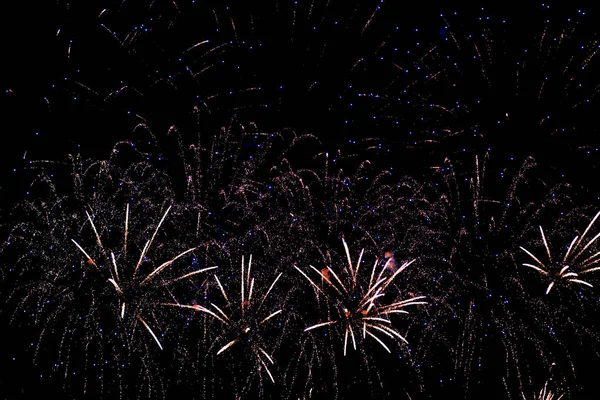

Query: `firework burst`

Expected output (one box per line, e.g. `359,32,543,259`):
71,203,215,350
8,2,600,399
523,381,564,400
520,211,600,294
407,152,581,397
2,163,211,397
295,238,425,356
164,253,292,398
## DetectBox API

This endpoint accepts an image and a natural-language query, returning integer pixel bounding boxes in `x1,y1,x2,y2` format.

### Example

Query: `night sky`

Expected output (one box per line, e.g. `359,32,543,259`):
3,1,600,399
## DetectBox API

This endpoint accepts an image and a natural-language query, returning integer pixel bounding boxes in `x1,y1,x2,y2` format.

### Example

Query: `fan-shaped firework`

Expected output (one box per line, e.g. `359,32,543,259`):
520,211,600,294
523,381,564,400
291,238,426,398
4,193,212,397
70,204,215,350
165,255,283,382
164,253,297,399
296,238,424,355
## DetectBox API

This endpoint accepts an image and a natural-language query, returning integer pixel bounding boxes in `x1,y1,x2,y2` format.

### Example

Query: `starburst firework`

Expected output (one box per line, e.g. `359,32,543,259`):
71,204,215,350
165,254,285,390
520,211,600,294
295,238,425,356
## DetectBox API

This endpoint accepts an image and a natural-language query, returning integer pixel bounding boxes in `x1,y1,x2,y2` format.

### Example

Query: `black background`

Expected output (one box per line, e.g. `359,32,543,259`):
3,0,600,399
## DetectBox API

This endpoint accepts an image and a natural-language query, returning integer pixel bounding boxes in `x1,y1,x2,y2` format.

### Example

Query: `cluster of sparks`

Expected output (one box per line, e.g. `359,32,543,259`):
7,2,600,399
72,204,216,350
163,255,283,383
524,382,564,400
296,239,425,356
521,211,600,294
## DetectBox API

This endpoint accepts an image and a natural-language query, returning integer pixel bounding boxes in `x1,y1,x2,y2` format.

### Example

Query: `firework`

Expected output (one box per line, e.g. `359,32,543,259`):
295,238,424,356
520,211,600,294
163,253,291,398
523,381,564,400
391,5,600,160
406,152,581,398
2,160,212,396
71,204,215,350
8,1,600,398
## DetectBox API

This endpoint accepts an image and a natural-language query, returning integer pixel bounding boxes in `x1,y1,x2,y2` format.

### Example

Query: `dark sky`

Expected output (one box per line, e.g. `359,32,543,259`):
3,1,600,399
3,1,600,158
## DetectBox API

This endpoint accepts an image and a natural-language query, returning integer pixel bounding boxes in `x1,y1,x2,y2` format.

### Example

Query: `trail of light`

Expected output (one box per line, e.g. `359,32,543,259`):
241,256,245,310
365,323,395,339
304,321,337,332
368,258,378,289
161,303,228,324
170,266,218,283
558,266,570,276
375,324,409,344
381,296,428,311
137,315,163,350
344,327,349,356
523,263,549,275
136,205,172,274
574,210,600,251
134,241,150,275
520,246,546,267
210,303,230,321
539,227,553,264
580,250,600,270
85,211,104,250
573,230,600,261
353,248,365,287
141,248,196,285
260,309,282,325
110,252,119,281
383,310,410,315
257,353,275,383
562,272,578,278
215,275,230,305
309,265,342,295
108,278,122,294
361,278,386,305
342,238,354,278
349,324,357,350
365,292,384,313
382,259,416,292
258,272,282,310
375,258,392,285
71,239,99,270
365,330,391,353
568,279,593,288
363,322,366,339
257,346,274,364
581,261,600,273
247,254,252,291
248,278,255,302
326,266,348,293
124,204,129,257
362,317,391,324
563,235,579,263
217,339,238,355
294,265,323,295
185,39,210,52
